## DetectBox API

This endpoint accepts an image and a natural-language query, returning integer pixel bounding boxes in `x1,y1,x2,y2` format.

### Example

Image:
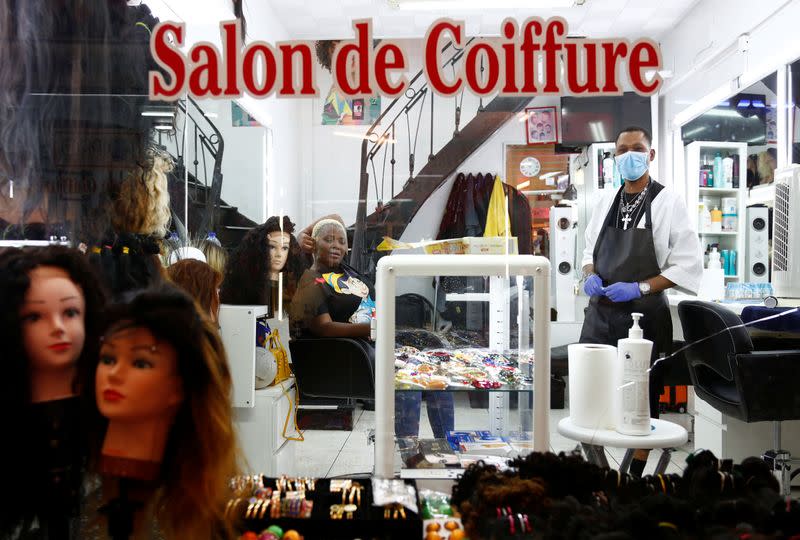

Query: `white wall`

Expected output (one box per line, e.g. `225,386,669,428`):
657,0,800,192
306,39,498,228
152,0,305,227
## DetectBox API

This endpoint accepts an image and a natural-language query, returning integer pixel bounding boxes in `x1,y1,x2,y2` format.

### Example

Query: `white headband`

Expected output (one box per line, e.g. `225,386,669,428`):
311,218,346,239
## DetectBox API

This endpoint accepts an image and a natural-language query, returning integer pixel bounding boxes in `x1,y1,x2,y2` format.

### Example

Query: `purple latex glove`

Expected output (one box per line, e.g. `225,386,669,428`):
604,281,642,302
583,274,604,297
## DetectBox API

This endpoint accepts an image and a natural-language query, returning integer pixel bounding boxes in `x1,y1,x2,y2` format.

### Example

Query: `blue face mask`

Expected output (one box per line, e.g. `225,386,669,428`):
615,151,650,181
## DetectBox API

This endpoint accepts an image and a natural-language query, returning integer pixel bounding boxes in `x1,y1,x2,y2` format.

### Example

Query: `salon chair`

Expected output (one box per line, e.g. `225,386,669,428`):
289,338,375,402
678,300,800,496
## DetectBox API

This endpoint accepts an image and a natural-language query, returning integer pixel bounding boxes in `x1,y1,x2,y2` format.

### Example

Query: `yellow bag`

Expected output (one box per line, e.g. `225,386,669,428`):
268,328,292,386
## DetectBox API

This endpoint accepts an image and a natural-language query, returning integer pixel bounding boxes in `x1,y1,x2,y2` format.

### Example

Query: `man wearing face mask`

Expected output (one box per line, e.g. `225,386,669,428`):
579,126,702,476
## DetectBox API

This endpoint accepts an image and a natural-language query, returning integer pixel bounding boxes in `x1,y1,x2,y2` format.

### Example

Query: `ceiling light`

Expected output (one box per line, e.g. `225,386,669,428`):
204,112,219,118
141,107,175,117
154,124,173,131
737,99,751,108
539,171,563,180
517,180,531,190
683,126,707,137
704,109,744,118
396,0,575,10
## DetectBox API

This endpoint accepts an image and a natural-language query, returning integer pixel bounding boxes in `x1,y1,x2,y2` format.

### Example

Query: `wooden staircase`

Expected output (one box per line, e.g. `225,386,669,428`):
353,95,532,274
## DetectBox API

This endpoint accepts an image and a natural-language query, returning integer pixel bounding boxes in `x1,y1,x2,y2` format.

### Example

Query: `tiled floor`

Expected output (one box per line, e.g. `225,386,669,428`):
290,395,694,478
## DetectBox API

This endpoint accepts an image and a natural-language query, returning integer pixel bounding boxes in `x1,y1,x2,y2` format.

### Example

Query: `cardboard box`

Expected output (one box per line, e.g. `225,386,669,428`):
462,236,519,255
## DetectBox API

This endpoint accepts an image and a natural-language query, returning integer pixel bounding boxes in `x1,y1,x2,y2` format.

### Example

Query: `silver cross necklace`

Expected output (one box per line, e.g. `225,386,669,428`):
619,184,649,230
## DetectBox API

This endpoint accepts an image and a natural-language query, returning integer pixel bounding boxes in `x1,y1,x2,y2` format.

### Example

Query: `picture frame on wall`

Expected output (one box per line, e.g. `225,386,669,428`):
525,106,558,145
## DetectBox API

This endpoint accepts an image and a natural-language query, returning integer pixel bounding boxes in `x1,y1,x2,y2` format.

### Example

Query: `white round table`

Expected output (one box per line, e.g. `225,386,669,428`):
558,417,689,474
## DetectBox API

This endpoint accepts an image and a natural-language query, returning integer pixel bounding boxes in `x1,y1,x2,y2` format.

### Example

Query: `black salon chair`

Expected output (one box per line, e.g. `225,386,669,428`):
678,300,800,496
289,338,375,402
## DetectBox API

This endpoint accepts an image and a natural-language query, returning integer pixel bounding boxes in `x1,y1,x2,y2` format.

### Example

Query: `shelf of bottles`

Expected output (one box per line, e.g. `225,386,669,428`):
685,141,748,281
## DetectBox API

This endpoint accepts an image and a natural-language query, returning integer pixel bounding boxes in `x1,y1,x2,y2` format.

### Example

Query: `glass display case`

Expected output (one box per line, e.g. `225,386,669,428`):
372,254,551,480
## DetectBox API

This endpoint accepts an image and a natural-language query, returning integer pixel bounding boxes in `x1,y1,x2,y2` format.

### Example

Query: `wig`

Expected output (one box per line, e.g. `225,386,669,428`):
0,0,164,239
167,259,223,323
314,40,341,72
110,147,173,238
0,246,107,533
88,231,165,301
200,237,229,275
83,284,239,539
220,216,306,306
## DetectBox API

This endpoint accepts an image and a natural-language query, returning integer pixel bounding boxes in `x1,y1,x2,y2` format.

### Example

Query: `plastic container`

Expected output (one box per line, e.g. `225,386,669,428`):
721,250,730,275
713,152,724,189
722,214,737,231
205,232,222,247
615,313,653,436
707,247,722,269
710,207,722,233
721,197,738,215
722,154,734,188
700,204,712,233
730,250,737,277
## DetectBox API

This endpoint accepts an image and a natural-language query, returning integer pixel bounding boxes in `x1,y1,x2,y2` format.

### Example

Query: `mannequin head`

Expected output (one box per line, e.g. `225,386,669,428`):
267,230,291,279
87,284,238,538
167,259,223,323
220,215,305,305
0,246,106,404
22,266,86,383
96,326,184,423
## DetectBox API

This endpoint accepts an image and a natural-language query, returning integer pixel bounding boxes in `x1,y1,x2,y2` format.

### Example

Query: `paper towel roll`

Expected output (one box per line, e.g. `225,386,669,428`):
568,343,618,430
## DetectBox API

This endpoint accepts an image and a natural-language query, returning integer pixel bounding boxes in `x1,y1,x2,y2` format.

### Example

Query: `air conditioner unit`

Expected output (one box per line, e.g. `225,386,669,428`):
771,165,800,298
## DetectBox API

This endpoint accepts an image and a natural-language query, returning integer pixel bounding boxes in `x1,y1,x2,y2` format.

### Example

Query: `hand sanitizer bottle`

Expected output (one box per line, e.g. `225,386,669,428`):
616,313,653,436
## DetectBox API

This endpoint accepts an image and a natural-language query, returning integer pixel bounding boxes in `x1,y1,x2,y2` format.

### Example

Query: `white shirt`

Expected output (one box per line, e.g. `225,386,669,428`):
581,184,703,295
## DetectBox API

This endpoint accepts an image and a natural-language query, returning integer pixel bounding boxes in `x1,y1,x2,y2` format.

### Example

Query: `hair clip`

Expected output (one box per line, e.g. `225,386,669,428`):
508,515,516,535
122,246,130,255
518,513,526,534
657,474,667,494
91,246,102,254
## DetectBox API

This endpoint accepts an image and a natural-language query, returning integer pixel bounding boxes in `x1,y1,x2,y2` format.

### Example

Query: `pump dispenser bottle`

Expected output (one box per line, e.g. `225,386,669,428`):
616,313,653,436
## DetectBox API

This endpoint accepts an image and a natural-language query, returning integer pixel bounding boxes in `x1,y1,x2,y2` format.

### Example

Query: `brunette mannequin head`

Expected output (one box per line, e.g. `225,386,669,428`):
87,284,239,538
220,215,305,305
0,246,106,531
0,246,106,404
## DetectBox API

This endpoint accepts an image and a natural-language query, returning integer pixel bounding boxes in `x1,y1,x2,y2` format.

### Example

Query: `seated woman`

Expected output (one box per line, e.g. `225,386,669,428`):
290,218,374,339
290,219,453,438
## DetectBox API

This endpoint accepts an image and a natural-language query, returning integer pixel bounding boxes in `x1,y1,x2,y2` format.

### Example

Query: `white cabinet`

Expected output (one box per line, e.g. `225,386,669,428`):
234,380,300,476
685,141,748,282
693,395,800,463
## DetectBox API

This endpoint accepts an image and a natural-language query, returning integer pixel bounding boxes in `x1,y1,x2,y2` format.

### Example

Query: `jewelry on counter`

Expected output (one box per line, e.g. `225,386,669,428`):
330,504,344,520
344,503,357,519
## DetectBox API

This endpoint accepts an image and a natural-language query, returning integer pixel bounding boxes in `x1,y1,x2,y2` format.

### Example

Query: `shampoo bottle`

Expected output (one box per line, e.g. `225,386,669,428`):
616,313,653,436
713,152,724,189
722,153,734,189
602,152,615,187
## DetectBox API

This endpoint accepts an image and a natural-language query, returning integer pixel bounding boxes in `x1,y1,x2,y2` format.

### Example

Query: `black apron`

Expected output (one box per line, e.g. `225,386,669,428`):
579,181,672,418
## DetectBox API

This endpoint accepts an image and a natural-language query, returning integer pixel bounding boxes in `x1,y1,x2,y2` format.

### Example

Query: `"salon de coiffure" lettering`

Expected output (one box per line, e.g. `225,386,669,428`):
148,18,662,101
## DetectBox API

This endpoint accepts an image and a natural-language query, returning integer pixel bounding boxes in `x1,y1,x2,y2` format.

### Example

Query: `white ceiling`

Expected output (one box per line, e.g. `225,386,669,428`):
260,0,701,41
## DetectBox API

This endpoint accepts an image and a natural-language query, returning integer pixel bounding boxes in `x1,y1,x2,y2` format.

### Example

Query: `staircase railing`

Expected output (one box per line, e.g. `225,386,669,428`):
155,96,224,238
350,37,492,272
